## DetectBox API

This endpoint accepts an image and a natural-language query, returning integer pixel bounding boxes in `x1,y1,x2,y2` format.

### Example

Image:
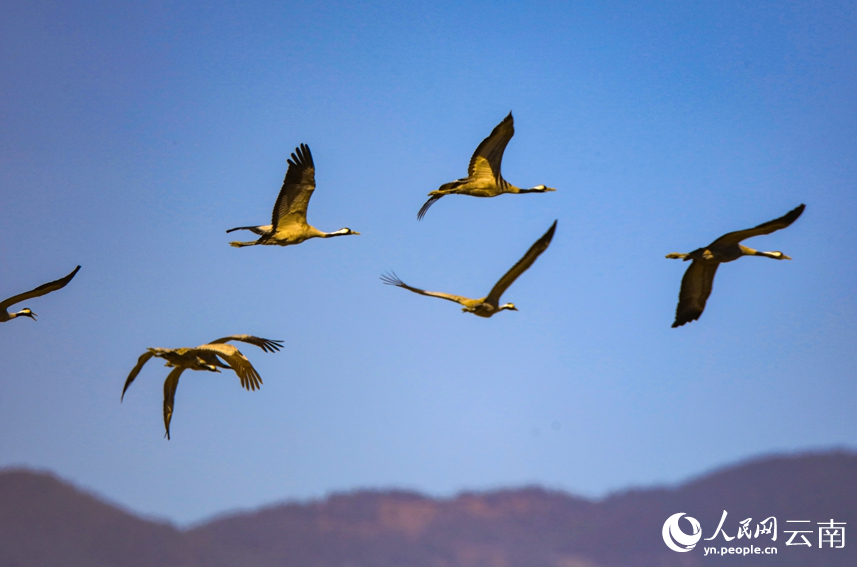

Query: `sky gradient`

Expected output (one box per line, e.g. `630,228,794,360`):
1,0,856,524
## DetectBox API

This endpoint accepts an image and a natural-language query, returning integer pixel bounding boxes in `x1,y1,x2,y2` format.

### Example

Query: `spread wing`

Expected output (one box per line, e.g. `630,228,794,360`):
121,350,155,402
207,335,284,353
467,112,514,184
710,204,805,247
672,260,719,328
162,367,186,440
381,272,473,306
0,265,80,312
486,220,557,305
271,144,316,231
194,343,263,391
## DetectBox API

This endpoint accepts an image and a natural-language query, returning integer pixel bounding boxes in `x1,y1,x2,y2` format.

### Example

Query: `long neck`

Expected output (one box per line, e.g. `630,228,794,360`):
739,245,779,259
321,228,351,238
517,185,549,193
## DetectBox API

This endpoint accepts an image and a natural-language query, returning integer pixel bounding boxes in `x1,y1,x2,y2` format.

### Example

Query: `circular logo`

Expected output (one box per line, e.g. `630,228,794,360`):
662,512,702,552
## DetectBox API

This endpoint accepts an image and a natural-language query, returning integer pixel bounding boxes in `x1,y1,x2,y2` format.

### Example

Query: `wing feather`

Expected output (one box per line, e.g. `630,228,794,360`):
710,204,805,247
162,367,185,440
486,221,557,305
271,144,316,230
195,343,263,391
0,266,80,312
381,272,473,306
467,112,514,183
121,351,154,401
417,195,443,220
672,260,719,327
207,335,284,353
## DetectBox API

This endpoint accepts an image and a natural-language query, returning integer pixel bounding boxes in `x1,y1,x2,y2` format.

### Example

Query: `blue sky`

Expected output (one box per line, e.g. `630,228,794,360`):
1,1,855,524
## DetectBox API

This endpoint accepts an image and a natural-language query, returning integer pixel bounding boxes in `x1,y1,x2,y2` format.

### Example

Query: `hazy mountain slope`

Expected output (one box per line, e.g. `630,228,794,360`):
0,469,187,567
2,452,854,567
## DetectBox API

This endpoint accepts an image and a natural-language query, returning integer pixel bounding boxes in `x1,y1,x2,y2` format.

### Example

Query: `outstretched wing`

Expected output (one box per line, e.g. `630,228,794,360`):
710,204,805,247
207,335,284,353
0,265,81,312
271,144,316,230
121,350,154,402
486,220,557,305
381,272,473,306
468,112,514,184
672,260,719,328
162,367,186,440
194,343,263,391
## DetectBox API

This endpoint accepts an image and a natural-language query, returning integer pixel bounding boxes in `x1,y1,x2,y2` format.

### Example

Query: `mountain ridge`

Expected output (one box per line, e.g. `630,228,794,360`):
1,450,854,566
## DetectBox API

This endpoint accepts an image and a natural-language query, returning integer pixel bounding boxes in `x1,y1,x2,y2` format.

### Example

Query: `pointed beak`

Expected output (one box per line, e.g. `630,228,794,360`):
27,311,37,320
352,231,361,235
782,254,792,260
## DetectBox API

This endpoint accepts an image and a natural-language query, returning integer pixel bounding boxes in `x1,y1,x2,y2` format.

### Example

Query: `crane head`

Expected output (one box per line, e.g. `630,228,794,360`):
16,308,36,320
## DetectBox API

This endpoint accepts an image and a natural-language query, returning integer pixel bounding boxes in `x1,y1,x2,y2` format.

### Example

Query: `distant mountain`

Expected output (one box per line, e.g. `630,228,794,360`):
1,451,855,567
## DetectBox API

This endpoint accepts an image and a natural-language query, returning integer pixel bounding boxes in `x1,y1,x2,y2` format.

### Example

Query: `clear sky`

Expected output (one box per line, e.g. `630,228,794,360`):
1,1,855,525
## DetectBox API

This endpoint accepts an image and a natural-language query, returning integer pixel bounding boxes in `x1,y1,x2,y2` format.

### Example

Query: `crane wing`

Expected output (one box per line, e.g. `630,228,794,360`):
195,343,263,391
709,204,805,247
468,112,514,184
162,366,186,440
417,194,444,221
207,335,284,353
271,144,316,230
487,220,557,305
0,266,80,312
381,272,473,306
121,350,155,402
672,260,719,327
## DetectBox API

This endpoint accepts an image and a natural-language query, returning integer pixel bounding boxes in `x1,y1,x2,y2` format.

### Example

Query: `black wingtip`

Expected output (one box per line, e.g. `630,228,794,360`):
791,203,806,218
417,195,442,220
672,311,700,328
288,143,314,169
542,220,558,243
380,271,403,287
63,265,81,282
262,339,284,353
